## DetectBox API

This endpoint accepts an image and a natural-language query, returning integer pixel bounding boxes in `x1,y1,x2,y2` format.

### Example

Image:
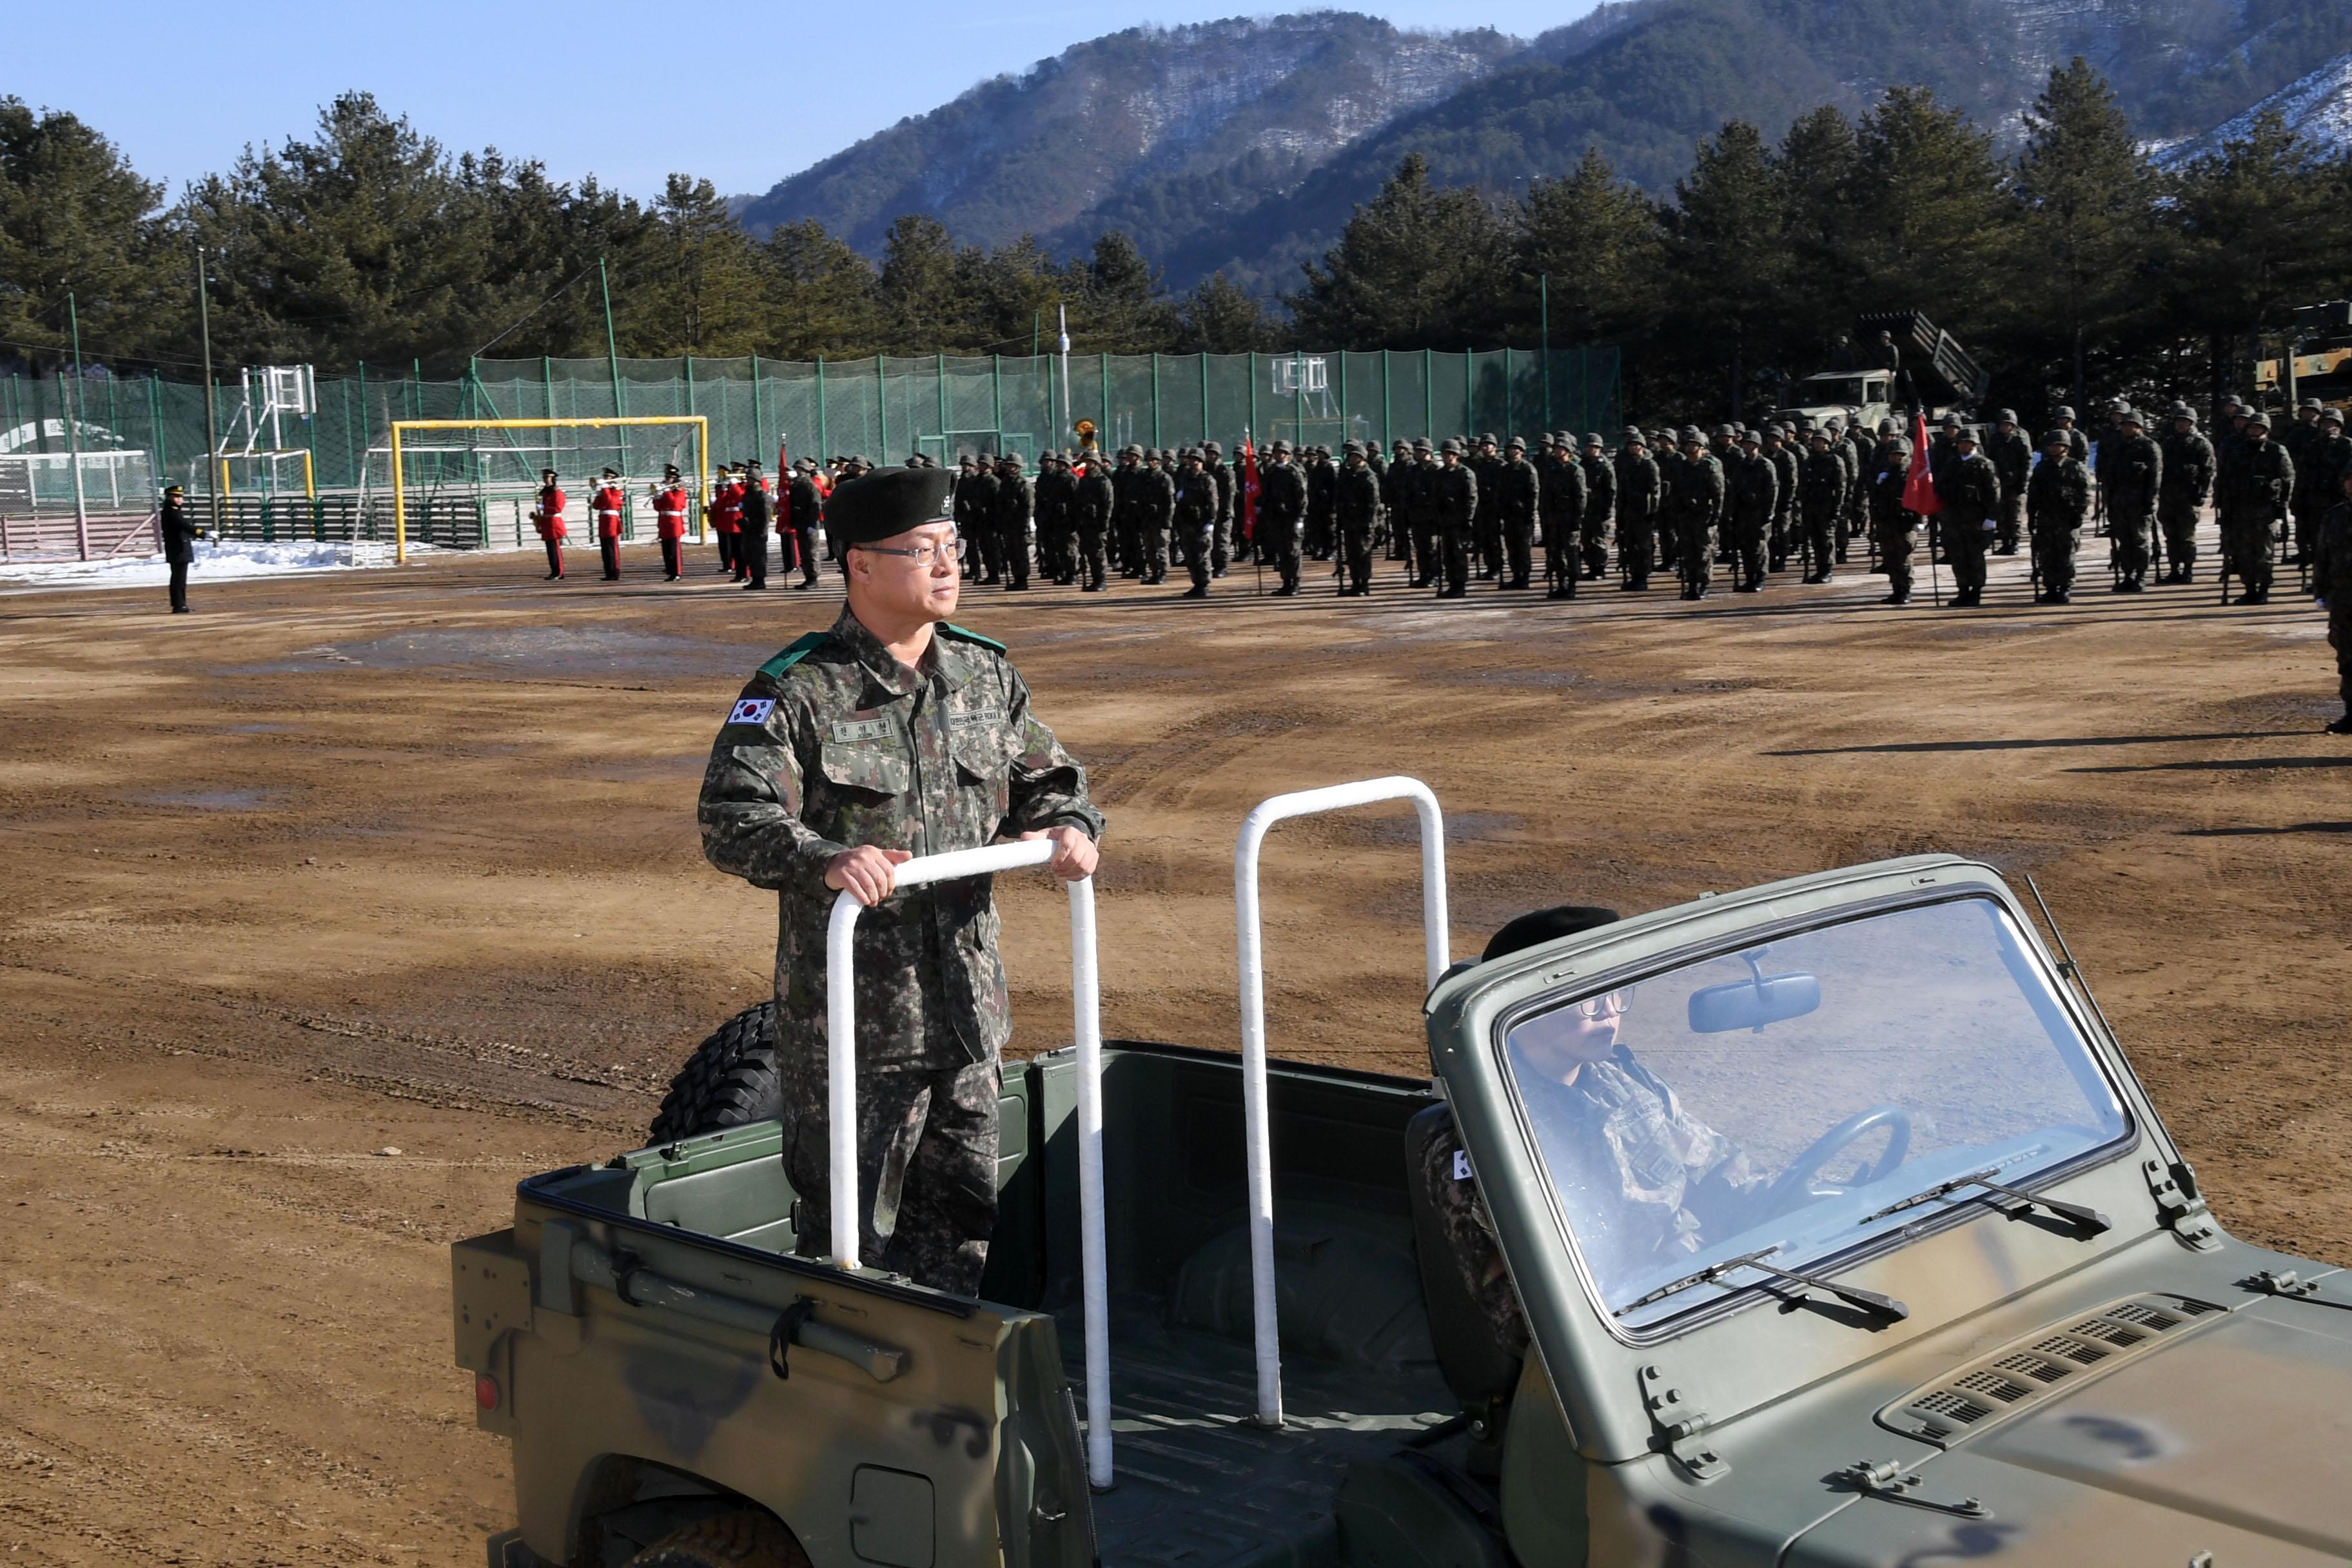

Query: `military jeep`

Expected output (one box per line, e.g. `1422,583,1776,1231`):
453,782,2352,1568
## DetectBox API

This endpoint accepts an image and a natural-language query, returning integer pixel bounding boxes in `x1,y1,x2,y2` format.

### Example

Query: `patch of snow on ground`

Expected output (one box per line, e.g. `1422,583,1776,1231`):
0,538,416,590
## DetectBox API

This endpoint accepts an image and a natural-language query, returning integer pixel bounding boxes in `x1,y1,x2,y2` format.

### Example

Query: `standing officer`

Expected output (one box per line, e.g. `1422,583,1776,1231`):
532,469,569,580
1034,451,1078,586
1936,426,2003,609
740,461,774,590
2158,405,2215,585
2219,408,2293,605
1984,411,2034,556
1798,430,1847,585
2317,469,2352,733
1468,433,1504,580
2050,406,2090,464
1496,435,1540,590
1303,444,1338,563
1538,433,1587,598
1612,429,1660,591
1578,433,1614,584
1382,438,1416,575
592,467,627,582
1403,438,1440,586
159,483,206,613
1075,453,1114,593
1257,440,1308,596
2287,398,2324,565
697,466,1103,1292
992,453,1033,591
1429,438,1478,599
652,464,690,581
1335,440,1382,597
1667,429,1725,602
952,455,991,583
2028,427,2092,605
711,466,745,580
1761,423,1799,573
786,460,825,589
1110,446,1144,579
1135,448,1175,585
2102,409,2162,593
1727,429,1778,593
1171,448,1219,598
2302,409,2352,587
1201,440,1234,575
1868,422,1917,605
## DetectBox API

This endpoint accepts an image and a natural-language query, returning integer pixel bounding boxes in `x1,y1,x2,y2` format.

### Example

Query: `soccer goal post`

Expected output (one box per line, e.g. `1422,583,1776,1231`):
387,416,710,564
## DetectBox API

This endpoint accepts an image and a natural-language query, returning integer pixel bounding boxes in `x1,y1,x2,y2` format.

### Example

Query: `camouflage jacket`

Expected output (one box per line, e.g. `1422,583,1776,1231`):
2161,430,2216,504
2028,454,2092,529
1335,462,1382,529
699,608,1105,1072
1524,1045,1758,1289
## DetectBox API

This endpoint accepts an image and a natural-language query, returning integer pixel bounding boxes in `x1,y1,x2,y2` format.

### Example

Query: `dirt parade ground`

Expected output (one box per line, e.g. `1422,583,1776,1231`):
1,528,2347,1564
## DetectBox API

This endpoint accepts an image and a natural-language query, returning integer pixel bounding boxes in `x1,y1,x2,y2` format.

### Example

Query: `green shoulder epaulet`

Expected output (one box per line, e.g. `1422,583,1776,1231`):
937,622,1006,654
756,631,829,681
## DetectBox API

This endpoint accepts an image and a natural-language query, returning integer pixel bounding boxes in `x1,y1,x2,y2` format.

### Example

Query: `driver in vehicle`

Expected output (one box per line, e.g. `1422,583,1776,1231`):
1501,911,1763,1288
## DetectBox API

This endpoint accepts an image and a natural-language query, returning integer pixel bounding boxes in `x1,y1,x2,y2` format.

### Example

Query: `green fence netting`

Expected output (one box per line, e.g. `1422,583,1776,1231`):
1,346,1620,520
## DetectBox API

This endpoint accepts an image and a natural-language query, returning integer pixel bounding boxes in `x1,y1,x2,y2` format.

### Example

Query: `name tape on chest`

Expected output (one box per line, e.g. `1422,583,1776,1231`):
831,718,896,744
727,698,776,726
949,707,1007,729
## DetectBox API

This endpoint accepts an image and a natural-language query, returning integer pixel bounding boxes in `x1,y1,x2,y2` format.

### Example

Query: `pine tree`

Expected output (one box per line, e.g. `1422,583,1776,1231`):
649,173,767,355
1665,120,1788,416
875,215,959,351
1513,147,1665,350
1774,106,1860,364
2011,59,2159,410
2169,110,2342,400
1172,272,1285,353
1843,87,2014,332
1291,155,1509,349
0,99,171,373
761,219,876,358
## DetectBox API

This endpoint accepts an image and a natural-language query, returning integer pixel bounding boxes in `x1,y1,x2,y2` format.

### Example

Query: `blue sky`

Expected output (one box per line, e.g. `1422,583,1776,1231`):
12,1,1598,204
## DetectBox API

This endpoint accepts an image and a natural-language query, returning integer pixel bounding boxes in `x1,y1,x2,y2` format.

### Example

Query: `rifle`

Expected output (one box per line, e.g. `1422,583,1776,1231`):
1928,518,1943,607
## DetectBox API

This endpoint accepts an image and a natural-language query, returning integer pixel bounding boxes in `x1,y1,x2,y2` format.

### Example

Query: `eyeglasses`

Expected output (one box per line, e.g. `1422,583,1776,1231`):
854,532,961,567
1571,988,1632,1020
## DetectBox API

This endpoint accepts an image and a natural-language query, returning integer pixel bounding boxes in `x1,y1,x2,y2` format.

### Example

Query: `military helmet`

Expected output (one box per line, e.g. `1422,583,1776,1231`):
1823,415,1845,433
2322,407,2345,427
1877,418,1899,436
2053,405,2077,421
2041,428,2070,449
2303,397,2324,411
1440,437,1464,455
1808,429,1832,446
1393,438,1411,451
1342,440,1364,456
2119,408,2145,427
1270,440,1291,455
1413,436,1433,452
1712,424,1734,441
1994,408,2017,425
2168,402,2195,419
2244,408,2271,428
1764,422,1787,438
1506,435,1526,451
1953,425,1979,444
1202,440,1222,455
1737,429,1761,447
1478,431,1498,446
1583,432,1604,448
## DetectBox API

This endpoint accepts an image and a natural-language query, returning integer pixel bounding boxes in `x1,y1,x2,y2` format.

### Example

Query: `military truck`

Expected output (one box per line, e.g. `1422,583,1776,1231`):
453,777,2352,1568
1778,312,1991,433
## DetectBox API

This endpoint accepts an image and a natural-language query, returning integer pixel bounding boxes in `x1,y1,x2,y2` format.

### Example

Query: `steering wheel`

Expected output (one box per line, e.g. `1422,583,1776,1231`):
1757,1105,1913,1218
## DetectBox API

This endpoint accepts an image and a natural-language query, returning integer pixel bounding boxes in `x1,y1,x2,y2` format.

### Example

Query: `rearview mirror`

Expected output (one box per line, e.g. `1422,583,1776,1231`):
1688,971,1821,1034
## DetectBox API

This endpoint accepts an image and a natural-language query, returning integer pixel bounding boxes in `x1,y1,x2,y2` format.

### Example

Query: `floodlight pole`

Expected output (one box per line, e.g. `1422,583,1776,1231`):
1541,273,1553,435
195,244,221,539
65,292,89,560
1058,306,1073,447
598,258,625,418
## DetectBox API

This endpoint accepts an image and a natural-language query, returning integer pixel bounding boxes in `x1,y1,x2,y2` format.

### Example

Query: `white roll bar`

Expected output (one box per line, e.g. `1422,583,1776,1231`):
827,837,1114,1489
1233,777,1448,1427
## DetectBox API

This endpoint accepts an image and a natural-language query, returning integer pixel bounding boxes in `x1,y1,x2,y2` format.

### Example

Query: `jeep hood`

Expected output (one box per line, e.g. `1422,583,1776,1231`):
1786,1297,2352,1566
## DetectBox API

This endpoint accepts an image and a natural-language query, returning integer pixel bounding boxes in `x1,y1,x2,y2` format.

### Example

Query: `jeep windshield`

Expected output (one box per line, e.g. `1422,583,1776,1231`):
1500,896,2130,1331
1793,374,1880,407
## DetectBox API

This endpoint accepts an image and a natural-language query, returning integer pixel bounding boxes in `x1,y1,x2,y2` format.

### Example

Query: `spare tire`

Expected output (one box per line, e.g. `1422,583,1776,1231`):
649,1000,783,1143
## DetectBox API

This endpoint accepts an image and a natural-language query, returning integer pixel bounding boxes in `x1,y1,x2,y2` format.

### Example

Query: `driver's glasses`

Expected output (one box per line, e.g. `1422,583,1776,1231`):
857,531,959,568
1573,988,1632,1020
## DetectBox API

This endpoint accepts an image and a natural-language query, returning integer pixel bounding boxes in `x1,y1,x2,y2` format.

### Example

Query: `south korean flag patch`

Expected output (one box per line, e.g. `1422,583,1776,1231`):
727,698,776,727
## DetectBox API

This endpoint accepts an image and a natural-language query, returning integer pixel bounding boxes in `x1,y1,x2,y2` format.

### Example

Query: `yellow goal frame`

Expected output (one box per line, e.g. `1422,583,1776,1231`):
389,415,710,564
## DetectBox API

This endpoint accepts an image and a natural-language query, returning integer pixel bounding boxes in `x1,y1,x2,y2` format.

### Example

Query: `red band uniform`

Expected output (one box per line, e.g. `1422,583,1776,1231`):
654,481,689,579
593,481,625,580
533,480,567,578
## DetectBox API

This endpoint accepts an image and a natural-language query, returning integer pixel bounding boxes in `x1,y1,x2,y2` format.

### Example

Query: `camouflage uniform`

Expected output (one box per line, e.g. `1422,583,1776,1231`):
1578,438,1615,582
1496,444,1541,589
2318,497,2352,727
2028,444,2093,600
1334,452,1382,596
1665,445,1724,600
1868,435,1916,603
698,609,1105,1293
1726,444,1778,591
2102,424,2163,589
1797,442,1846,583
1612,440,1661,590
2159,420,2215,582
1538,441,1587,596
1520,1046,1759,1288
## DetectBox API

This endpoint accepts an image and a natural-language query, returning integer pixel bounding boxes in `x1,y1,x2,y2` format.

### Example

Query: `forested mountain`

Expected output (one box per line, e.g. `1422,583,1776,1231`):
741,0,2352,294
735,15,1516,256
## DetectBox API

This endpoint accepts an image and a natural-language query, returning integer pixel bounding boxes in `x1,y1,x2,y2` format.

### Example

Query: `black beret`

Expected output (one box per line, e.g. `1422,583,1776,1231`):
826,466,952,547
1482,905,1622,963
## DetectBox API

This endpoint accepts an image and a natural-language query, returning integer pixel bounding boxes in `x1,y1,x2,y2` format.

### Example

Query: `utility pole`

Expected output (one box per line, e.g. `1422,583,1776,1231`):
1540,273,1553,436
599,257,625,417
66,292,90,559
1057,305,1072,451
195,244,222,538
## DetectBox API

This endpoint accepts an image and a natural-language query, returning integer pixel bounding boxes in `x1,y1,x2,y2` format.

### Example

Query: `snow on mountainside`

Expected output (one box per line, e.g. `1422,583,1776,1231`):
2153,48,2352,162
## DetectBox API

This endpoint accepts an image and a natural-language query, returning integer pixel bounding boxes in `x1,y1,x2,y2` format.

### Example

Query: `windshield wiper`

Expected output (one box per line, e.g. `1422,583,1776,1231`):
1616,1246,1908,1322
1863,1166,2110,1233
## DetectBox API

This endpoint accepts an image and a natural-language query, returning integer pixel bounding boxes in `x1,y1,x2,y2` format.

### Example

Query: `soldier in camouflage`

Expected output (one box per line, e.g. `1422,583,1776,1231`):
1612,429,1660,591
2318,469,2352,734
1935,426,2003,609
1335,441,1382,596
698,466,1104,1295
1201,440,1234,576
1868,422,1916,605
1497,435,1541,590
2102,409,2162,593
1726,429,1778,593
1429,438,1478,599
1538,433,1587,599
2219,409,2294,605
1798,430,1846,585
2158,404,2215,585
2028,427,2092,605
1666,429,1724,602
1171,447,1219,599
1984,411,2034,557
1578,433,1614,583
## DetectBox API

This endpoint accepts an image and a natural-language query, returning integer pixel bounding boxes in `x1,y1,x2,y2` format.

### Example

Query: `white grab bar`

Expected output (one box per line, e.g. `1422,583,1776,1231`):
826,836,1114,1488
1233,777,1448,1427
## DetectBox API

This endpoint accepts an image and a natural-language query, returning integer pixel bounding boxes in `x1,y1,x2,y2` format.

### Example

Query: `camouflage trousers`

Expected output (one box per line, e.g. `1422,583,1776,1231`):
2220,507,2280,594
1874,512,1916,597
1580,511,1611,579
2032,520,2080,594
1997,492,2026,554
2107,498,2156,582
2333,603,2351,707
779,1055,1001,1295
2159,495,2202,573
1676,519,1715,593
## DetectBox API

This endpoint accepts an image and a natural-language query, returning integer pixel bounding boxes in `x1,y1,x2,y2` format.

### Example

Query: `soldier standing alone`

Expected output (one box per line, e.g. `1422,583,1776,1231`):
2158,406,2214,585
159,483,207,613
2102,410,2162,593
696,467,1103,1293
2028,429,2092,605
1935,427,2003,609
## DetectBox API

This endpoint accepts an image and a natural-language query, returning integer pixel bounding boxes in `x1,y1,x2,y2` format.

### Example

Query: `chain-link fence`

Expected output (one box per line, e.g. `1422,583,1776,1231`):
2,346,1620,534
